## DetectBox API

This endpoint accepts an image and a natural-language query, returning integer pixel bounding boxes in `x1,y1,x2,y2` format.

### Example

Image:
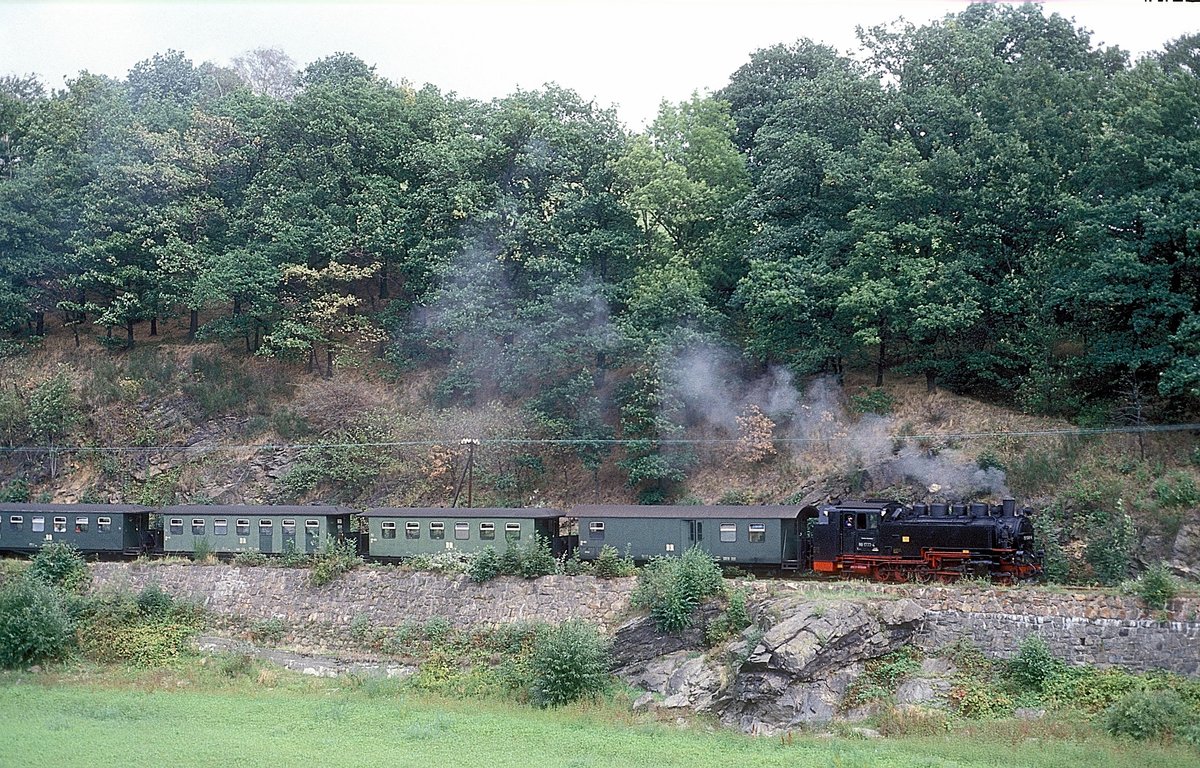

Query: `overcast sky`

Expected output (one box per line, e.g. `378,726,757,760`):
2,1,1196,128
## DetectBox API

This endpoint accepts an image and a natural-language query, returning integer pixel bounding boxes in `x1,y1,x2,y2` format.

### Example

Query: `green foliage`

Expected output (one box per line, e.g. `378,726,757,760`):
348,613,371,641
704,589,752,646
0,479,31,502
0,575,75,668
1152,472,1200,509
28,541,90,593
466,536,558,583
191,537,214,563
1006,635,1064,694
277,542,309,568
631,546,724,633
182,354,279,418
249,618,285,645
527,620,611,708
309,538,362,586
850,387,894,415
1129,564,1179,611
75,588,203,667
1084,500,1136,585
232,551,269,567
844,645,924,709
1104,690,1197,742
592,546,637,579
282,418,393,501
468,547,502,583
26,369,79,445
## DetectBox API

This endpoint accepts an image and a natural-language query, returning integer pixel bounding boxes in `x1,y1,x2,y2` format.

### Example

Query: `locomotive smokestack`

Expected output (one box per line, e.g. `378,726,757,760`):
1002,498,1016,517
913,503,928,516
969,502,986,518
931,503,948,517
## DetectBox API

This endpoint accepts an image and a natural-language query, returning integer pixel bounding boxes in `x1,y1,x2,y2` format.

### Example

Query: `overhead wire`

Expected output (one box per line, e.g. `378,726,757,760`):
1,422,1197,454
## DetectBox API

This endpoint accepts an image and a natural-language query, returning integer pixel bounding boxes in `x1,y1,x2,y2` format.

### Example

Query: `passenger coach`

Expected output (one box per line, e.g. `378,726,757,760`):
573,505,811,568
363,507,565,559
0,502,155,556
159,505,354,556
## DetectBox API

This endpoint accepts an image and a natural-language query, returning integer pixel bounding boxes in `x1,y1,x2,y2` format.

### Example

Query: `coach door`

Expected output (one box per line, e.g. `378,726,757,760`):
840,511,879,554
682,519,706,552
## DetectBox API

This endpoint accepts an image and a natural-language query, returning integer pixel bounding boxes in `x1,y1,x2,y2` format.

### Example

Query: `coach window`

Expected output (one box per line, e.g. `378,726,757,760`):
259,520,273,531
381,522,397,539
454,522,469,540
236,519,250,536
479,522,495,540
505,522,521,542
305,520,320,532
588,521,605,541
192,519,205,535
748,523,766,543
54,517,67,533
405,521,420,540
214,519,228,536
9,516,23,530
282,519,296,533
97,516,111,533
719,523,737,543
429,522,445,540
32,516,44,532
76,517,89,534
169,518,183,535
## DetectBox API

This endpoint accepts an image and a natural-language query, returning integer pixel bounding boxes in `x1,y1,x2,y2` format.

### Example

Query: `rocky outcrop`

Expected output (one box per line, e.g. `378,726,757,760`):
611,596,926,732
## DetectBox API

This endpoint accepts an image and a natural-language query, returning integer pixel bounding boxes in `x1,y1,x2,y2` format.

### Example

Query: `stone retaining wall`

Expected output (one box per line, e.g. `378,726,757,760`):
89,563,1200,676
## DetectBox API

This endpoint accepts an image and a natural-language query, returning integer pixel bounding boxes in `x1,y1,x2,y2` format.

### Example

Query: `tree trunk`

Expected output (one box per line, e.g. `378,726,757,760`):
150,316,158,336
34,312,44,336
875,337,886,387
126,320,135,348
925,368,938,394
325,348,334,379
379,258,390,300
306,348,315,374
188,310,198,340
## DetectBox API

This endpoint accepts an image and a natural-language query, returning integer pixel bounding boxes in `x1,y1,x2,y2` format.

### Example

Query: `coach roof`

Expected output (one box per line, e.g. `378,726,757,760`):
363,507,564,519
159,504,354,516
572,504,803,520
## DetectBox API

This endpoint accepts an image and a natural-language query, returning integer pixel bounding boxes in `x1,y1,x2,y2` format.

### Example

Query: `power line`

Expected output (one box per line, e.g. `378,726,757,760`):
1,422,1197,454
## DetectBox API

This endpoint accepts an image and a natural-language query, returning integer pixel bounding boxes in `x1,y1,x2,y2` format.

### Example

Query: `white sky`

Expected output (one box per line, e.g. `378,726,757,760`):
2,0,1196,129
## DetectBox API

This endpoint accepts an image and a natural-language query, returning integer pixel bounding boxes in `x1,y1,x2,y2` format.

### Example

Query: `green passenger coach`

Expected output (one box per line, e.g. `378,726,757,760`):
0,503,154,555
364,507,564,559
159,505,354,556
573,505,807,567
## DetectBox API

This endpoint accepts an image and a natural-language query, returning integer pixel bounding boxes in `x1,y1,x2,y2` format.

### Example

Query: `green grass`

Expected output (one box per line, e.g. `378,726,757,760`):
1,665,1197,768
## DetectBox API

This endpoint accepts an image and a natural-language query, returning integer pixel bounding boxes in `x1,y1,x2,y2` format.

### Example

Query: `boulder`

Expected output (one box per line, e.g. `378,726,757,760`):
714,598,925,732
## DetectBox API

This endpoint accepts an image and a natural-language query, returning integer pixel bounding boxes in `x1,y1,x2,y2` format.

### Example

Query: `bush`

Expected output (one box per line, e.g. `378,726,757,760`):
592,546,636,578
705,589,752,646
0,575,75,668
1131,563,1179,611
191,537,214,563
528,620,610,707
75,588,204,667
631,546,724,633
135,584,174,618
309,538,362,587
278,542,310,568
28,541,90,593
468,547,502,583
1006,635,1063,694
1104,689,1196,742
250,618,285,645
232,551,269,567
518,535,558,579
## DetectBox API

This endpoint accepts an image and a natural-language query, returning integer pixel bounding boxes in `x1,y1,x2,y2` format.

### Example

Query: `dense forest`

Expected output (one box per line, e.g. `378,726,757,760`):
0,3,1198,506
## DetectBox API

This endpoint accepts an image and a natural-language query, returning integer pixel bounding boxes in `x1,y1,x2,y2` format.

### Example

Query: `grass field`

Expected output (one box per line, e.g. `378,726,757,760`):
1,665,1197,768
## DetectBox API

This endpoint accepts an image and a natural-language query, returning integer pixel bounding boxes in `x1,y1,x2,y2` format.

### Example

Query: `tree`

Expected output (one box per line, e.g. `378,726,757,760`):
231,47,298,101
26,369,78,477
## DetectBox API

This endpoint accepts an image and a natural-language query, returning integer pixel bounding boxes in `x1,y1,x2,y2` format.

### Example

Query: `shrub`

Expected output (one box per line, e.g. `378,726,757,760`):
518,535,558,579
278,542,310,568
309,538,362,586
850,387,894,415
1104,689,1196,742
191,537,214,563
250,618,285,645
0,575,75,668
704,589,753,646
1006,635,1063,694
135,584,175,618
631,546,724,633
232,551,269,567
1131,564,1179,611
468,547,502,583
527,620,610,707
28,541,90,593
592,546,636,578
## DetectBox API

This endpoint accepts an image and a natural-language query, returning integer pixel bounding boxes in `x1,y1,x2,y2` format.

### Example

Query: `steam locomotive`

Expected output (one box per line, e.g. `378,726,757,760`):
0,497,1042,583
